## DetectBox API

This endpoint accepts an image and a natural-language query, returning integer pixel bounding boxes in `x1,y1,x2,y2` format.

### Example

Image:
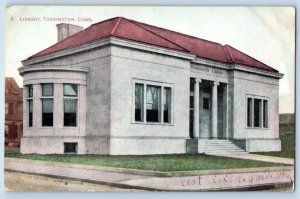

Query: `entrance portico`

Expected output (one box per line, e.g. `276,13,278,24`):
190,78,228,140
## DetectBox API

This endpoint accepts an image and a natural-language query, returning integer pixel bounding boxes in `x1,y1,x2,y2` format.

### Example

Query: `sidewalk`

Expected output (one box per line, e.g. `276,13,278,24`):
219,154,294,165
4,157,294,191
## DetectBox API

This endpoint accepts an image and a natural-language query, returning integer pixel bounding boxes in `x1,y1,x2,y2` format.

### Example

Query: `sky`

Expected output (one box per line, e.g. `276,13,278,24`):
5,6,295,113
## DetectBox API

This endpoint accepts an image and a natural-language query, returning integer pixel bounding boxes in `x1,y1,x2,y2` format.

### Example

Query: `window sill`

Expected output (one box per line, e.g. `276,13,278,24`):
245,127,270,130
131,121,174,126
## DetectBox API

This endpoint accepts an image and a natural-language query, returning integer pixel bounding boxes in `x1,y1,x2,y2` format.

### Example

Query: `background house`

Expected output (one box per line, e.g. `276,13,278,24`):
5,77,23,147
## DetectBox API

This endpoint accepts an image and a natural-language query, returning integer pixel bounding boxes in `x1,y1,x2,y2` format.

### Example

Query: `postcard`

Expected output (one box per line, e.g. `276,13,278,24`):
4,5,295,192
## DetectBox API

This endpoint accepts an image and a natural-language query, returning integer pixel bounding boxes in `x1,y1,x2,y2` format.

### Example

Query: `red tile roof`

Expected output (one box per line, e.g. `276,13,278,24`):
25,17,278,73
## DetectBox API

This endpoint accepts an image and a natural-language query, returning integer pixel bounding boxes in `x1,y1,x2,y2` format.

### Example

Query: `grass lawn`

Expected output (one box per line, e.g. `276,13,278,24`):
5,152,287,172
253,133,295,159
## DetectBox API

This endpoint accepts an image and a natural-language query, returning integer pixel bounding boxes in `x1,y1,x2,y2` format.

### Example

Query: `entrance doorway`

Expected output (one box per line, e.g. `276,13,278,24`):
189,78,227,139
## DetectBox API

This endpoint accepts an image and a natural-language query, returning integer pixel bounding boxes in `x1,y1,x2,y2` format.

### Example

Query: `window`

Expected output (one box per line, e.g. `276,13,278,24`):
27,85,33,127
42,84,53,96
203,97,210,110
42,99,53,126
134,82,172,124
41,84,53,126
64,84,77,96
29,100,33,127
135,84,144,122
28,85,33,97
146,85,161,122
253,99,261,127
263,100,268,128
64,84,78,126
246,97,268,128
5,103,8,114
163,87,171,123
247,98,253,127
64,143,78,153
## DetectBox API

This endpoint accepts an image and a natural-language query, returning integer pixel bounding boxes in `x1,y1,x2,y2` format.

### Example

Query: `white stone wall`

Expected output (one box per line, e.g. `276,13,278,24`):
109,45,191,155
229,70,281,151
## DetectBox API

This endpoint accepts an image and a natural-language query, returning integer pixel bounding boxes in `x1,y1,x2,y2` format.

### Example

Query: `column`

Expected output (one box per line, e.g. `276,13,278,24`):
33,84,41,128
54,84,64,129
223,84,228,139
193,79,201,138
211,81,219,139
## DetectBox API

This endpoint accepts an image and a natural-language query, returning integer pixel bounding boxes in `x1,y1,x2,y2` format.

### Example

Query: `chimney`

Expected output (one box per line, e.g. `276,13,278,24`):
56,23,83,42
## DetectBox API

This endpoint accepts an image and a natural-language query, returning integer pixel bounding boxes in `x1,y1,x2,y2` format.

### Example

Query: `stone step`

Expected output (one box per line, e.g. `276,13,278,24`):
205,144,241,147
206,152,249,155
205,146,241,150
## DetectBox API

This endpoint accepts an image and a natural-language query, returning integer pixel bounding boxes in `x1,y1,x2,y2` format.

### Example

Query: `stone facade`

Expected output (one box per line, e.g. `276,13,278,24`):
18,19,283,155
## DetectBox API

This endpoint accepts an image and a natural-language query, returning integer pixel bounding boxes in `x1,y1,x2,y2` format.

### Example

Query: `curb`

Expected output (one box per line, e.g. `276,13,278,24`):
4,157,294,177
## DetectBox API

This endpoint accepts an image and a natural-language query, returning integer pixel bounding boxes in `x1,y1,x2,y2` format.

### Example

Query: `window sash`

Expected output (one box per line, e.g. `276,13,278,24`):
247,98,253,127
28,85,33,97
163,87,171,123
42,99,53,126
28,100,33,127
42,84,53,96
263,100,268,128
135,83,144,122
64,84,78,96
64,99,77,127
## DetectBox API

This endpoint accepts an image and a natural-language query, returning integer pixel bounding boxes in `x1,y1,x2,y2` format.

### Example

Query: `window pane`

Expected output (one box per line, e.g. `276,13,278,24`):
247,98,253,127
64,143,78,153
263,100,268,128
28,100,33,127
146,85,161,122
254,99,261,127
28,85,33,97
135,83,144,122
42,84,53,96
64,84,78,96
163,87,171,123
64,99,77,126
42,99,53,126
42,99,53,113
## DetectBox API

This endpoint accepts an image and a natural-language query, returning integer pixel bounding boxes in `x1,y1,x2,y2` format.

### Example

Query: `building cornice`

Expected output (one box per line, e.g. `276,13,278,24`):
21,36,283,79
232,64,284,79
109,37,196,60
22,36,196,66
18,65,89,76
21,38,112,66
192,57,283,79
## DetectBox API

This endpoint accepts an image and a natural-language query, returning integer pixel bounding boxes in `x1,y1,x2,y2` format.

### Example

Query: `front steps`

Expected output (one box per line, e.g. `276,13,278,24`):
186,139,248,155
